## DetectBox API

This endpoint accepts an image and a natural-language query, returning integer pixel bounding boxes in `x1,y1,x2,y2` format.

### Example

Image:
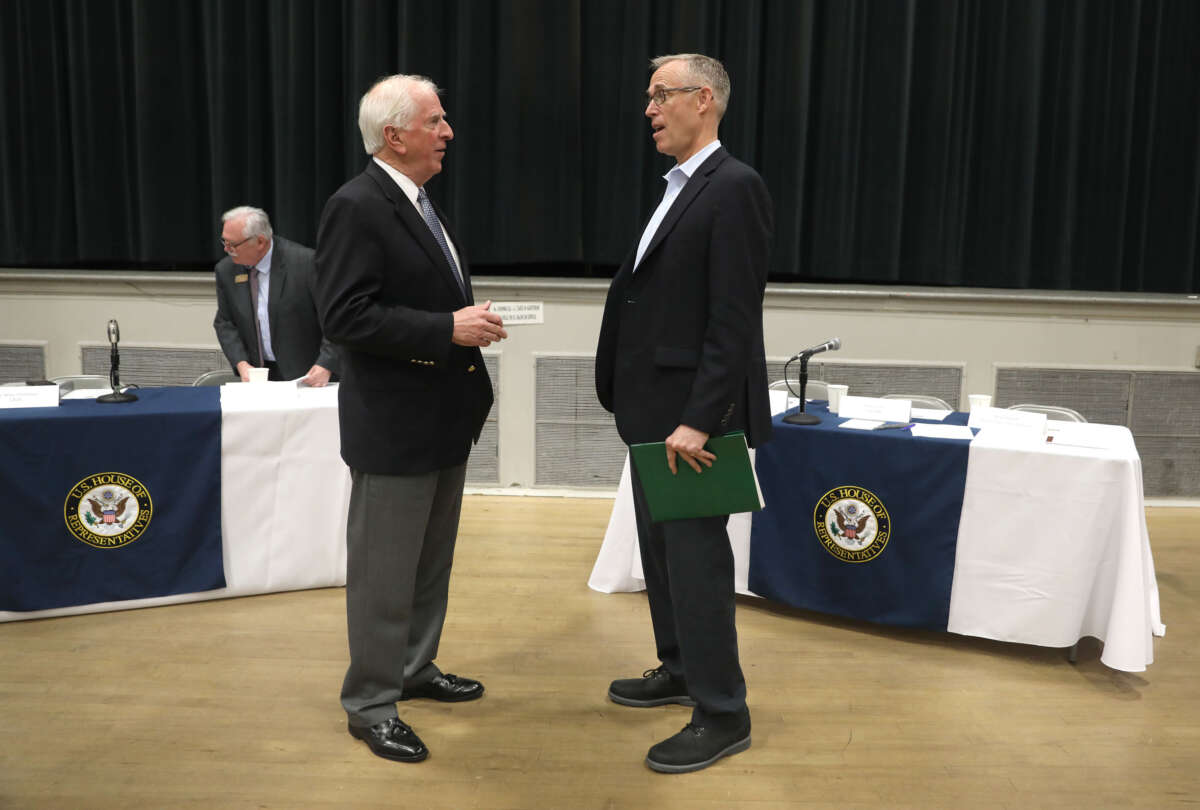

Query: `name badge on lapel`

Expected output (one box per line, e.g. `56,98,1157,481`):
234,273,249,283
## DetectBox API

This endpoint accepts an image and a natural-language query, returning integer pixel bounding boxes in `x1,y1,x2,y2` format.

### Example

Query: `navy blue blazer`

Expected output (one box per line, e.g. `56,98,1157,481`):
314,161,493,475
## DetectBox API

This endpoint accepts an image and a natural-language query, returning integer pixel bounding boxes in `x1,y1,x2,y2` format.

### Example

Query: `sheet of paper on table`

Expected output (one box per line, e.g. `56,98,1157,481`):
295,380,339,389
838,418,884,430
910,423,975,440
972,425,1049,447
60,388,115,400
1045,421,1115,449
838,395,911,422
911,407,951,421
220,380,300,409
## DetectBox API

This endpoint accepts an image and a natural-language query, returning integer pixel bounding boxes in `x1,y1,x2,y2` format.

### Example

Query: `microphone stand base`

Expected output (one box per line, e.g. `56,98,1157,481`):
782,411,821,425
97,391,138,404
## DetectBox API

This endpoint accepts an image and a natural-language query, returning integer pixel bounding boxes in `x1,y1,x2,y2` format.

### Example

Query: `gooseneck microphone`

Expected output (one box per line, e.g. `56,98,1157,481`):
788,337,841,361
782,337,841,425
97,319,138,403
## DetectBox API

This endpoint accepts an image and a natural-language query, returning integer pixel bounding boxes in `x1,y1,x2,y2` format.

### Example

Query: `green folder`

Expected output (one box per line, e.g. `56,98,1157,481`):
629,431,765,522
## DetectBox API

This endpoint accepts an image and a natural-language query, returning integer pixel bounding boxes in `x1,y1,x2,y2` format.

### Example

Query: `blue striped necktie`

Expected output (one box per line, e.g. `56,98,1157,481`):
417,188,465,294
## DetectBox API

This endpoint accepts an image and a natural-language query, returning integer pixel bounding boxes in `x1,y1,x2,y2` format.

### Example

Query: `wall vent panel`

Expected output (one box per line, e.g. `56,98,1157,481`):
1133,436,1200,498
0,344,45,383
995,366,1200,497
466,354,500,485
1130,372,1200,436
535,356,625,488
994,368,1132,426
82,346,230,387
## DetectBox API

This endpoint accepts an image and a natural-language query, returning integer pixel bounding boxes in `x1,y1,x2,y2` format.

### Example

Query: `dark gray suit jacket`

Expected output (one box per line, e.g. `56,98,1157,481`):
213,236,339,380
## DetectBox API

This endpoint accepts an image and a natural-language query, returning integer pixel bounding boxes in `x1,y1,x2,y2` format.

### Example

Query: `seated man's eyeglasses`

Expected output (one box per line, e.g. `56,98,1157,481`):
221,235,256,251
646,86,701,107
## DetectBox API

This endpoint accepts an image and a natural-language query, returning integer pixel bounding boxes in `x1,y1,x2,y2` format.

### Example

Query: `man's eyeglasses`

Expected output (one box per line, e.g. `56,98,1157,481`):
645,86,701,107
220,235,255,251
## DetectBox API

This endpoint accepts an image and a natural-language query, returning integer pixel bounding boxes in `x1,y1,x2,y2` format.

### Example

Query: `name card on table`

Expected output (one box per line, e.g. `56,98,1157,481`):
837,395,911,423
968,406,1046,444
0,385,60,409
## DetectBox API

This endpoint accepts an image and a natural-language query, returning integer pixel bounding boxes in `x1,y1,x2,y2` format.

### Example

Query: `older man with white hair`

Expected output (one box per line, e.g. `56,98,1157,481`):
314,74,505,763
213,206,338,384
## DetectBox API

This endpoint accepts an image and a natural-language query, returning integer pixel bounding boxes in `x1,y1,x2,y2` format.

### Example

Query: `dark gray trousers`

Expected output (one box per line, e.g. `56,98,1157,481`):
341,463,467,727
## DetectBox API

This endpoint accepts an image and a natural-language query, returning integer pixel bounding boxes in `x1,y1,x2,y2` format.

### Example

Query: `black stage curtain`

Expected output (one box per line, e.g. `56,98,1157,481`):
1,0,1197,292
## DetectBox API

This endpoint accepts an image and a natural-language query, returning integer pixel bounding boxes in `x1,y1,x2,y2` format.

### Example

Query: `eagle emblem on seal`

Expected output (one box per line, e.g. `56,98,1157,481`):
87,489,131,528
833,503,870,541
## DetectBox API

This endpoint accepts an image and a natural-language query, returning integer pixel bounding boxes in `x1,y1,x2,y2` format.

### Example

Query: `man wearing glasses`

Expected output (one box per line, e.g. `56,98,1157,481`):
595,53,774,773
213,206,338,384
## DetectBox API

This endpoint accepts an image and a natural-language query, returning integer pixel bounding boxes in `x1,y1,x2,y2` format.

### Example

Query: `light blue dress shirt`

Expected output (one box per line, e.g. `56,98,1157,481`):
253,241,275,362
634,139,722,271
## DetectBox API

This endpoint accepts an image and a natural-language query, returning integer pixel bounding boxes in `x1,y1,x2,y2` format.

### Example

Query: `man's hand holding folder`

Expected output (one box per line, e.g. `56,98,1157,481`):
630,431,765,522
664,424,715,474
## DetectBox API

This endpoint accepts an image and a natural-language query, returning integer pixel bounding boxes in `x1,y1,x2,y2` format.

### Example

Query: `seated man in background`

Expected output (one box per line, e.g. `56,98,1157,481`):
213,205,338,384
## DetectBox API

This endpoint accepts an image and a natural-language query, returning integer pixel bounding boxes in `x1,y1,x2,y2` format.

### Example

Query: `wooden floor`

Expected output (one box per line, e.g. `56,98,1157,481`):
1,498,1196,809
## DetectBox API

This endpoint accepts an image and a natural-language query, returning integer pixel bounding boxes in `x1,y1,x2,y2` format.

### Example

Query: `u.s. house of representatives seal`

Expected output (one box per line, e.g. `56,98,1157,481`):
813,485,891,563
63,472,153,549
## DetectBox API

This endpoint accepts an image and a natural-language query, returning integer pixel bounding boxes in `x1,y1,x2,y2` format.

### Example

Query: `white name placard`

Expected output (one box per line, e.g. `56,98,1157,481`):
0,385,60,409
837,395,911,422
489,301,544,325
968,405,1047,433
967,406,1047,445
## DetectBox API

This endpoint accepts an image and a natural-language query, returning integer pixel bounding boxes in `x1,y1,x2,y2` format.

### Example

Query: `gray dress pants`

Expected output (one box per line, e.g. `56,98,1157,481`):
341,462,467,727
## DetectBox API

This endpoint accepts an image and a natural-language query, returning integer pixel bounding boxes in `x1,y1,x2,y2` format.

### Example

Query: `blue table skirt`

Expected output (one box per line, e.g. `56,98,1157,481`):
0,387,225,611
748,403,971,630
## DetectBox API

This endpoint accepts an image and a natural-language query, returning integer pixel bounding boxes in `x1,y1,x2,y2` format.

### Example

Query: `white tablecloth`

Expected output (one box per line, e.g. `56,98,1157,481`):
589,422,1165,672
1,385,350,621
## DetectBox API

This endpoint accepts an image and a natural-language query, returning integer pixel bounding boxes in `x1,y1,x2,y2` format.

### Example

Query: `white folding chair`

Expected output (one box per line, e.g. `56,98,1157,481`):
1007,403,1087,423
193,370,241,386
50,375,111,393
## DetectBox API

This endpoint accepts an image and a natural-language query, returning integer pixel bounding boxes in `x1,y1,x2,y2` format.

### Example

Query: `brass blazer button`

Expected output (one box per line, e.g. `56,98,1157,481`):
467,365,476,372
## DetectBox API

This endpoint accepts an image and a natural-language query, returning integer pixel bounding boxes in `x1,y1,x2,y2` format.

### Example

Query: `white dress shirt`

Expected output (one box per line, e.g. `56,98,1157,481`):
634,139,722,270
372,157,462,270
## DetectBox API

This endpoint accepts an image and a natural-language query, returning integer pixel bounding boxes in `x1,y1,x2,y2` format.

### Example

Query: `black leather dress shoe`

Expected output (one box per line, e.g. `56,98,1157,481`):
348,717,429,763
645,719,751,774
608,665,696,707
400,673,484,702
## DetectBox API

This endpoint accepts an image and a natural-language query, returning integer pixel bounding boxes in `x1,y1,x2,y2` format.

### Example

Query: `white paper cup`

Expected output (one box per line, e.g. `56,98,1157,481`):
827,384,848,414
247,367,269,384
968,393,992,411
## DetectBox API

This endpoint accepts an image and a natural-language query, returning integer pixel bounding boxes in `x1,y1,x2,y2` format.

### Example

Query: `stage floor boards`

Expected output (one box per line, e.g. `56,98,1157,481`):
1,498,1194,809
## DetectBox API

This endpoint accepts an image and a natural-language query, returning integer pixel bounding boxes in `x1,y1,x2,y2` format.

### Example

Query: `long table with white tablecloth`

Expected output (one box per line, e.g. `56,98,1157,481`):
589,404,1165,673
1,385,349,621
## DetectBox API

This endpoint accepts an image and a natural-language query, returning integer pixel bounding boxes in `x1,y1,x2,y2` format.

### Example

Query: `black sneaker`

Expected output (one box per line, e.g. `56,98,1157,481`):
608,665,696,707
